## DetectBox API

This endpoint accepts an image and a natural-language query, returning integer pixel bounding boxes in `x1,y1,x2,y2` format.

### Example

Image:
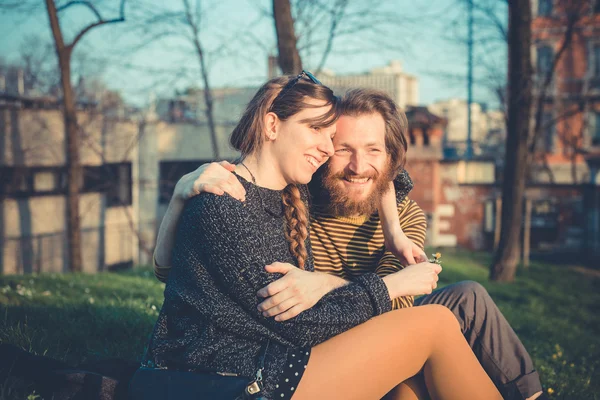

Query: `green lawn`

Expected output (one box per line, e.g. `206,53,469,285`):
0,249,598,399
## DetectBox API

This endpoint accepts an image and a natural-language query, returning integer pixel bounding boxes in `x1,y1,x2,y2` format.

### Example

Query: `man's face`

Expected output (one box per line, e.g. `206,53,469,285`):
321,112,392,216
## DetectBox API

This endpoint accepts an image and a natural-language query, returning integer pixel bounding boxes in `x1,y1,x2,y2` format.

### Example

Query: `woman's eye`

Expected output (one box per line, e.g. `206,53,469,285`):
311,126,321,132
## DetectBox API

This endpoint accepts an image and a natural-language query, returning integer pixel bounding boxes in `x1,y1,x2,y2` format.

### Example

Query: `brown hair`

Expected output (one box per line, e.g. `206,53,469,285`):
230,75,340,269
340,89,409,175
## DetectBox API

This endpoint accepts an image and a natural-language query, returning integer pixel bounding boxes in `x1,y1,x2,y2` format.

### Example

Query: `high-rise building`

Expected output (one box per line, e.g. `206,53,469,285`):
317,60,419,109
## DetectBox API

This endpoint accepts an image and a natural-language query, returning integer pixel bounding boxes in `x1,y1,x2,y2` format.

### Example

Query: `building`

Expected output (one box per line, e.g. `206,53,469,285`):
531,0,600,184
0,92,141,274
428,99,505,143
317,60,419,109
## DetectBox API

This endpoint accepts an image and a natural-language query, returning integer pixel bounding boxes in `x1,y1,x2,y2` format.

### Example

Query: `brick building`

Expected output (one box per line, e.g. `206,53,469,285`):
531,0,600,183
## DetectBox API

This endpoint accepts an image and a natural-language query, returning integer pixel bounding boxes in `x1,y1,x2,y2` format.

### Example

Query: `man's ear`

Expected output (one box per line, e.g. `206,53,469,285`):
264,112,279,141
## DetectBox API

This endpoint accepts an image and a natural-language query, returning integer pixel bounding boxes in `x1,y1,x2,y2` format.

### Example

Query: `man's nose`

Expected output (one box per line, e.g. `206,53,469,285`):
348,152,367,175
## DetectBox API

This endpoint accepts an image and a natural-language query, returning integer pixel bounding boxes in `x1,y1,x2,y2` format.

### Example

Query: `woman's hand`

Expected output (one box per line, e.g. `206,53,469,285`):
383,262,442,298
172,161,246,203
385,231,428,266
256,263,347,321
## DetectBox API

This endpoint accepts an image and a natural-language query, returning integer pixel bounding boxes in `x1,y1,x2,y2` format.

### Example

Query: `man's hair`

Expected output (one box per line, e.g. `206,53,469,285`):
340,89,408,174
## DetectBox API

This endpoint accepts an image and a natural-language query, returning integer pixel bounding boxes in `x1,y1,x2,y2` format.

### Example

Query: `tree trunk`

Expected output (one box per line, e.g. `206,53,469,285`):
273,0,302,74
192,36,219,159
46,0,83,272
181,0,220,159
490,0,533,282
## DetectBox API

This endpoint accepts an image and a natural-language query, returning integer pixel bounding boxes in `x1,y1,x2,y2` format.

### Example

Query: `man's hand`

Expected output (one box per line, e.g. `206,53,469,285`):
256,263,343,322
392,262,442,297
383,262,442,299
173,161,245,202
385,232,428,266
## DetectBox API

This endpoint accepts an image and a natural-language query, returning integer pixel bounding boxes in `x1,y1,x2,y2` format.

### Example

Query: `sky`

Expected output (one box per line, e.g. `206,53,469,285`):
0,0,507,109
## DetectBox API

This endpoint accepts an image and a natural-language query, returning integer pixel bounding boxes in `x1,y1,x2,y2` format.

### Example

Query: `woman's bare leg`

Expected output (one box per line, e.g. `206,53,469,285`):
382,374,430,400
292,304,502,400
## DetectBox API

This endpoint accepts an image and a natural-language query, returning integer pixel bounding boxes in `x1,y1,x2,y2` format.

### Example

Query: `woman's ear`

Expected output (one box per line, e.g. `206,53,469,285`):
264,112,279,141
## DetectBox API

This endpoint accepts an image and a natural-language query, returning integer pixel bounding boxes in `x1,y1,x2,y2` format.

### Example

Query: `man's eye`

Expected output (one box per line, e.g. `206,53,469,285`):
336,148,350,153
370,148,382,153
311,126,321,132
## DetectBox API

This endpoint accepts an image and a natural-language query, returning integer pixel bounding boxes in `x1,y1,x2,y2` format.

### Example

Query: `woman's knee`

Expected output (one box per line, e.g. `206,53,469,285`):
421,304,461,332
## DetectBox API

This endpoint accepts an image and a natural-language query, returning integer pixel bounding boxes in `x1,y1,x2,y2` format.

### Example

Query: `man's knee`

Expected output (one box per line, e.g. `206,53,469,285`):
451,280,490,302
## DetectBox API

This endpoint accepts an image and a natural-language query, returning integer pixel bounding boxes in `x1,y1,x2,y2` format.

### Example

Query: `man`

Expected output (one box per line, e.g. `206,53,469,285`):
153,88,544,400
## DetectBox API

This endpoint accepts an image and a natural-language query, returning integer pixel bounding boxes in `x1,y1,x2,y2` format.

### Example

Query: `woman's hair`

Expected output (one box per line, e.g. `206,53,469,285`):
340,88,409,174
230,75,340,269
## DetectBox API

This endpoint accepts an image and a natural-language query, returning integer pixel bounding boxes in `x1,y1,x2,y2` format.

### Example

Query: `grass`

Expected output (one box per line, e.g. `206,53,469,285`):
0,249,598,399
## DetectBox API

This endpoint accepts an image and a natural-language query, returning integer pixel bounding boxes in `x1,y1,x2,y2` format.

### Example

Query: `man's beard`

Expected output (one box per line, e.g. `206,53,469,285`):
319,162,392,217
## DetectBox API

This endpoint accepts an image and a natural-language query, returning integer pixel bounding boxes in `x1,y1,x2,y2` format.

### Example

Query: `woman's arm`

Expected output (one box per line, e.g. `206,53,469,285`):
174,194,393,348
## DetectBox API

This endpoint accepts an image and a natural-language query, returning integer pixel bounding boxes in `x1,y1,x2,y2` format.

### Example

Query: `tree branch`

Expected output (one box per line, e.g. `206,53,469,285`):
57,1,102,19
314,0,347,75
66,0,126,51
529,5,583,154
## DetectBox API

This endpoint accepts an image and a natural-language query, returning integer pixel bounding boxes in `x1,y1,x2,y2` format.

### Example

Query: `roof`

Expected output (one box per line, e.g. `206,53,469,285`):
405,106,447,128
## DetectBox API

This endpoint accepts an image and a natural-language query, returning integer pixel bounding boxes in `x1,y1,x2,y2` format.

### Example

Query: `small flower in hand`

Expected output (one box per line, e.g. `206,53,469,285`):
428,252,442,265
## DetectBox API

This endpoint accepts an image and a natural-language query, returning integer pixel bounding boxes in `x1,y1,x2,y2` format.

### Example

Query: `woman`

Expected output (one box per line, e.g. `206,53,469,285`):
130,73,502,399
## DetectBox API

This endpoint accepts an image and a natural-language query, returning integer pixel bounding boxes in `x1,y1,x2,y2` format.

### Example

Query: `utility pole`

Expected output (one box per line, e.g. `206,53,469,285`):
465,0,474,160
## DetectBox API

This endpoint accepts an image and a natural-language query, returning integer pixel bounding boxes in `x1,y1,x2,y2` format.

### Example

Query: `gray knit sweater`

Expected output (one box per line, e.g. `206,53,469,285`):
144,175,392,398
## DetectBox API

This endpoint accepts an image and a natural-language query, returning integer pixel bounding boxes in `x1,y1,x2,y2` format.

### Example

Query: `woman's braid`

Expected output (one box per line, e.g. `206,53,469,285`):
281,185,309,269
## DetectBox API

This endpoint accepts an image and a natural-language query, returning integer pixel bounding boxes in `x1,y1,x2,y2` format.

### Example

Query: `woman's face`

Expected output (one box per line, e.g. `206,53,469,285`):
268,98,336,185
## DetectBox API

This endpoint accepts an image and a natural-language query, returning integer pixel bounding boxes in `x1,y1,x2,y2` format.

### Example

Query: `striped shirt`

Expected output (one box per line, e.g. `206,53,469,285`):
310,197,427,310
154,197,427,310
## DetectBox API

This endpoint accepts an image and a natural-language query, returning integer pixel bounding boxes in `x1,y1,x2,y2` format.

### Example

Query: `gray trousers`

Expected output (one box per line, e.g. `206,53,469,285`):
415,281,542,400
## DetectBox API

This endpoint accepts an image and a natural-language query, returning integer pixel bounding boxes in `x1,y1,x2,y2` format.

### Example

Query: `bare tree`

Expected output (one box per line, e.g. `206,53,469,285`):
125,0,222,158
527,2,589,183
489,0,533,282
442,0,590,281
45,0,126,272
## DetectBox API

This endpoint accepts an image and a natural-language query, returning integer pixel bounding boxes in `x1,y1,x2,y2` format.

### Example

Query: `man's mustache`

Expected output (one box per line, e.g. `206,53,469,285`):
329,171,379,181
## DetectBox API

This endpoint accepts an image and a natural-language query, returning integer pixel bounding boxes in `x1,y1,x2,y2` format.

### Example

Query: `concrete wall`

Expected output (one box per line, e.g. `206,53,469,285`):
1,106,140,274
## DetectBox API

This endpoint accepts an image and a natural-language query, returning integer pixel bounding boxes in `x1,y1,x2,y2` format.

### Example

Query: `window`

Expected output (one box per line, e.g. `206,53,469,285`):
0,167,62,197
538,0,552,16
537,45,554,78
539,112,555,152
80,163,132,207
593,111,600,146
159,160,213,204
593,44,600,77
0,163,132,205
106,163,132,207
408,128,416,145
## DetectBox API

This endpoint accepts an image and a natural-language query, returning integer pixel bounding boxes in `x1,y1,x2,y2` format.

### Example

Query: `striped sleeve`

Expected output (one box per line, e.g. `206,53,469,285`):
377,198,428,310
375,251,414,309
